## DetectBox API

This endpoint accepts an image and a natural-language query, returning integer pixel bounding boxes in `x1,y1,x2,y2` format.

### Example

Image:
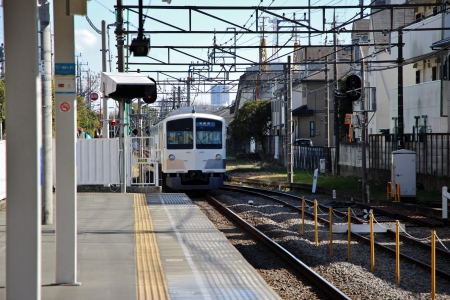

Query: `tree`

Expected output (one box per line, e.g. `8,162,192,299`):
76,94,100,137
229,100,271,154
79,71,101,98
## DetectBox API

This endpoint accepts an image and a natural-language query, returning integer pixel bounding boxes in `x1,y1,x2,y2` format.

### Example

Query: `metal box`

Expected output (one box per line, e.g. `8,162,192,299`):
391,149,416,198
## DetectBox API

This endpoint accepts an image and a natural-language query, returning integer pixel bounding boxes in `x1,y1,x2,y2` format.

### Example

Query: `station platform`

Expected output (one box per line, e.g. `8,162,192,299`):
0,193,281,300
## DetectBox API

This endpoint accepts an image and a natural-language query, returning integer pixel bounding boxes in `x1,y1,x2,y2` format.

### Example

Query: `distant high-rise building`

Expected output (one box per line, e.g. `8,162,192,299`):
211,85,229,107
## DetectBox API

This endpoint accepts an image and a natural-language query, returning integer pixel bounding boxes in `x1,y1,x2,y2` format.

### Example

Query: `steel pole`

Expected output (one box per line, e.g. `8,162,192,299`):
102,20,109,139
116,0,127,192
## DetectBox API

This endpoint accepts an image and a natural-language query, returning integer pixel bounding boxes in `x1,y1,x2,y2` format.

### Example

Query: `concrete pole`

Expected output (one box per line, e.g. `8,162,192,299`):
5,0,42,298
287,56,293,184
102,20,109,138
40,1,53,225
333,20,340,175
53,0,80,284
361,56,367,203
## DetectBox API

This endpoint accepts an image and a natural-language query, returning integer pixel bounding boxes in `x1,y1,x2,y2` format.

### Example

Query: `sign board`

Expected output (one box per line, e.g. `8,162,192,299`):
60,102,71,112
68,0,88,16
90,92,99,101
55,63,76,94
132,158,149,164
55,77,76,94
55,63,75,76
312,168,318,193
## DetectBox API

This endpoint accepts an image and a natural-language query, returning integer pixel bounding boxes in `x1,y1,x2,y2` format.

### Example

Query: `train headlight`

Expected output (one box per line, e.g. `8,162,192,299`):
215,154,222,160
168,154,175,161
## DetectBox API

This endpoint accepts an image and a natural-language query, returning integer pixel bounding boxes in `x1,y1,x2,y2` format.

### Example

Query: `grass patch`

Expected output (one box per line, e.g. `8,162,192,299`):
226,158,441,202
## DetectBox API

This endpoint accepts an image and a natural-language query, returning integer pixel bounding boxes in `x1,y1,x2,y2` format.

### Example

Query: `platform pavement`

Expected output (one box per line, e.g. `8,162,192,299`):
0,193,138,300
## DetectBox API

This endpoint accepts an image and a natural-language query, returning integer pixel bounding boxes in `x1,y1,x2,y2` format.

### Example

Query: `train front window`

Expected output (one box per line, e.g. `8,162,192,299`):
196,118,222,149
167,118,193,149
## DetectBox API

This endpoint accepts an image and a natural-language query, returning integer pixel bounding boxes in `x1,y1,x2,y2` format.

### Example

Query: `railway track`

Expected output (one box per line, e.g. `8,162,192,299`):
201,187,444,298
219,184,450,280
201,193,351,300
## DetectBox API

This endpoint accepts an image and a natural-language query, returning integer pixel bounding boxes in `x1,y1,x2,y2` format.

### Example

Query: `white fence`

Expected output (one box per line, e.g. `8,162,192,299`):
0,138,151,200
76,138,120,185
0,141,5,200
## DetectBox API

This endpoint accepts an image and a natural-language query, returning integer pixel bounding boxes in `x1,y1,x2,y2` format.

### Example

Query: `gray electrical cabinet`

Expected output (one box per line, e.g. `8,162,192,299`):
391,149,416,198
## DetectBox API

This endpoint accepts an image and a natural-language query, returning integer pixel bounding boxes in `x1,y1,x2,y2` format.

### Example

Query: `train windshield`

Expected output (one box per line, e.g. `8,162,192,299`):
166,118,194,149
196,118,222,149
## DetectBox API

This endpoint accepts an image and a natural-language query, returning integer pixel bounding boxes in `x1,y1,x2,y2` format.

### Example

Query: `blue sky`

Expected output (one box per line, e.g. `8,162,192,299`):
75,0,358,72
0,0,360,106
72,0,360,105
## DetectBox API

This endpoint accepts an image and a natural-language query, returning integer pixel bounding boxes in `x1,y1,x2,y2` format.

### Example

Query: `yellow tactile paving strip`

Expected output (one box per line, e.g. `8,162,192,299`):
134,194,170,300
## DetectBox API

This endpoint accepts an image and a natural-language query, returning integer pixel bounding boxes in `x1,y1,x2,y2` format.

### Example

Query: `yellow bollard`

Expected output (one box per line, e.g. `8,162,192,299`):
370,213,375,271
347,207,351,261
329,207,333,257
394,183,401,202
314,200,318,246
301,196,305,235
431,230,436,300
396,220,400,285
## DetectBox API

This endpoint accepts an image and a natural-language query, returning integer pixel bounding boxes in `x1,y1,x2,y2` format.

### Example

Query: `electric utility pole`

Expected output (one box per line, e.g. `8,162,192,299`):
287,56,293,184
397,29,404,150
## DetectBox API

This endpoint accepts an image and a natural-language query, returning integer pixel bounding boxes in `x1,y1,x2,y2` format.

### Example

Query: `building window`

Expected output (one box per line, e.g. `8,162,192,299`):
415,70,421,84
432,66,437,81
310,121,315,137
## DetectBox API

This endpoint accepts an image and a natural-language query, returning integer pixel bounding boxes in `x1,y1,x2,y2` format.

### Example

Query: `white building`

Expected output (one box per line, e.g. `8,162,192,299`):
211,85,230,107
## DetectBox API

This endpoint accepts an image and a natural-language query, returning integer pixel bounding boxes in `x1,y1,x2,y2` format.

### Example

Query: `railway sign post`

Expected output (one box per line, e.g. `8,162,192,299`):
90,92,99,101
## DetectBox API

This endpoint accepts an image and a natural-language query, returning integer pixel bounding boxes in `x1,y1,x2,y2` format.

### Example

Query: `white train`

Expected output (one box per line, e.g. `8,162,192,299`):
150,106,226,190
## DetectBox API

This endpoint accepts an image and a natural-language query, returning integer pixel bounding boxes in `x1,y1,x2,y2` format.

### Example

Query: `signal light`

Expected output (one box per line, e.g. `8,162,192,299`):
143,77,157,104
110,118,117,126
345,74,362,101
130,37,150,57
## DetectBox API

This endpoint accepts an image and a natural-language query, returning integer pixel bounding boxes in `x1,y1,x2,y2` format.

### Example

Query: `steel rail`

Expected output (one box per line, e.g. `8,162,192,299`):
204,193,351,300
220,185,450,280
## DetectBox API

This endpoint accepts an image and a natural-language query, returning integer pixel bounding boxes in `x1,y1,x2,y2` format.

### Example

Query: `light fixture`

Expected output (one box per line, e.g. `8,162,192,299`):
168,154,175,161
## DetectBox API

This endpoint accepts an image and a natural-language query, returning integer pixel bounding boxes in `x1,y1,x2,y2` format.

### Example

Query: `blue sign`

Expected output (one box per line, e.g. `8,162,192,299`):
55,63,75,76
